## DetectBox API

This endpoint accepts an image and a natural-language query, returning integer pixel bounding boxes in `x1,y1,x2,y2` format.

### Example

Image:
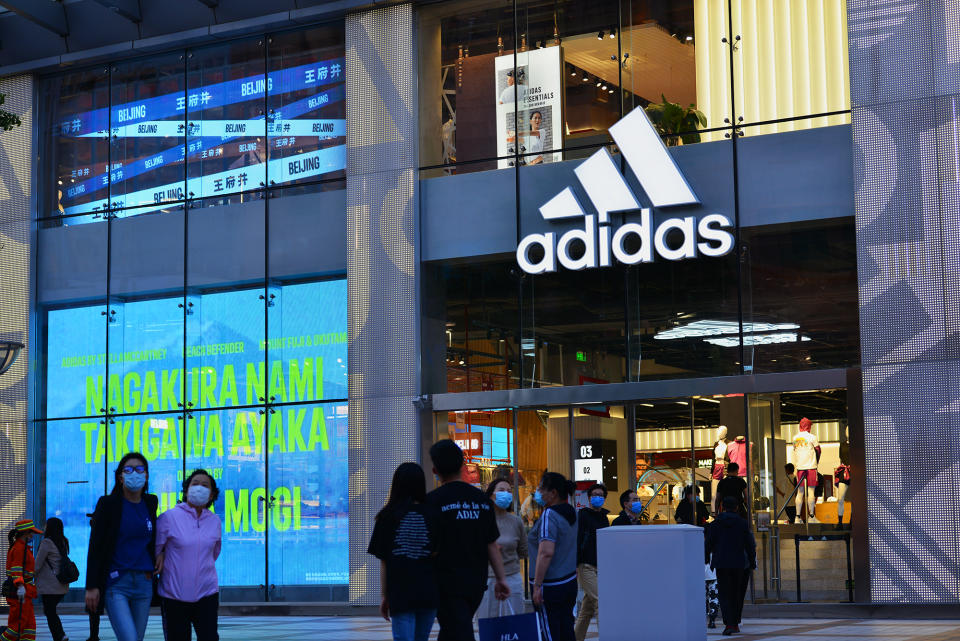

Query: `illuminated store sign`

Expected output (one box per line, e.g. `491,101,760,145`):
516,107,735,274
654,320,811,347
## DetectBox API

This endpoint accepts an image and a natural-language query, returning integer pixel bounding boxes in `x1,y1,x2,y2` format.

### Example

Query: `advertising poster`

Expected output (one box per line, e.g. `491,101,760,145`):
44,280,348,587
494,47,563,168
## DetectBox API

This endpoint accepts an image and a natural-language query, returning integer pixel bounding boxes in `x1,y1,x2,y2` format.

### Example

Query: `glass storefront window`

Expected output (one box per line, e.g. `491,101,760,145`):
40,67,110,221
39,22,346,224
268,26,347,196
109,53,188,217
186,38,265,203
40,278,348,593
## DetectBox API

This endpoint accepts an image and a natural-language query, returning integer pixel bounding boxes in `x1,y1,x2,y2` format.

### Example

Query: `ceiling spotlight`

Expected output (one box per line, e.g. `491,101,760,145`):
570,68,577,77
686,35,693,42
601,84,607,90
596,80,602,87
582,73,589,82
597,30,604,40
608,88,614,94
609,28,617,39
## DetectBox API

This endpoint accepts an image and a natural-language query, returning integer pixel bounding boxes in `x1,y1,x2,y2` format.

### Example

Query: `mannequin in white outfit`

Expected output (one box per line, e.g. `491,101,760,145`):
793,417,821,524
711,425,729,511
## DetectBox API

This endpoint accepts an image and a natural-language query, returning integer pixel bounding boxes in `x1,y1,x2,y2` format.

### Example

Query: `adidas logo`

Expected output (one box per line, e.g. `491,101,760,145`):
516,107,735,274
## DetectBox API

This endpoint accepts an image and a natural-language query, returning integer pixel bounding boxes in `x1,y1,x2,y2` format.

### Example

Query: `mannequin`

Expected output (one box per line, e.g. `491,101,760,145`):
726,436,750,477
792,417,821,524
834,426,851,529
710,425,729,509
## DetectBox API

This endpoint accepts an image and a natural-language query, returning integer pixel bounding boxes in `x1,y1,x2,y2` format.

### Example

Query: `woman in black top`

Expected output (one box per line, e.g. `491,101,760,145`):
367,462,439,641
85,452,159,641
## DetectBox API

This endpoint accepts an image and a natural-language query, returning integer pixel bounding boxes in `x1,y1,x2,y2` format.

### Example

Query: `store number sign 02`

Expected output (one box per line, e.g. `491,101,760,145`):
575,443,603,483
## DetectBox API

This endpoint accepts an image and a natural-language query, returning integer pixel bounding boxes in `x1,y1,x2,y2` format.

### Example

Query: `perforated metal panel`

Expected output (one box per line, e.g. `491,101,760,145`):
852,0,960,603
346,4,420,606
0,75,32,572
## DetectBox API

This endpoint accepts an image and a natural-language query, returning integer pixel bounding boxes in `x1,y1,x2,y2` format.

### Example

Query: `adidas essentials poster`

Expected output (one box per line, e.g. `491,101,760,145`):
495,47,562,168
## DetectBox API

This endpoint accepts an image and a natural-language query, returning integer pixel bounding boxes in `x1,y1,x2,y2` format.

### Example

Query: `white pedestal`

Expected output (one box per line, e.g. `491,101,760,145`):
597,525,706,641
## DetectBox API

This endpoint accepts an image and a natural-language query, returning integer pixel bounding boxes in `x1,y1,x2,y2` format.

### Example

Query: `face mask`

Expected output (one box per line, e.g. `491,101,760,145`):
187,485,211,507
589,496,605,509
494,491,512,509
630,500,644,514
123,472,146,491
534,490,545,507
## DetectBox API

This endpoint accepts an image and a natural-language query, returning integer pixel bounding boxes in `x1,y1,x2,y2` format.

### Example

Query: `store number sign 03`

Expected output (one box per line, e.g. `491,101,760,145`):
575,443,603,483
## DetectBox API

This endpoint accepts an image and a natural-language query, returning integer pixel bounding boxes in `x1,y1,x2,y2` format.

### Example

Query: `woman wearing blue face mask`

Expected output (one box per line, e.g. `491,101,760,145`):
574,483,608,641
477,479,527,620
85,452,158,641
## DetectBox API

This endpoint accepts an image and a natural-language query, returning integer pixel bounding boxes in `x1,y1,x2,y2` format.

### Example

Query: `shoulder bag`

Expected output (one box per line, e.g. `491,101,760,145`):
1,541,27,598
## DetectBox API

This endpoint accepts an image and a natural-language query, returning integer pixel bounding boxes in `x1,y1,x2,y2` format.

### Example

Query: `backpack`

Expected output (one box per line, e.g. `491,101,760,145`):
52,542,79,585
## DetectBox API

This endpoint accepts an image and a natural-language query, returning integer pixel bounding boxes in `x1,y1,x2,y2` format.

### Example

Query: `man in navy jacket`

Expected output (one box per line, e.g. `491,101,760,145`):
705,496,757,636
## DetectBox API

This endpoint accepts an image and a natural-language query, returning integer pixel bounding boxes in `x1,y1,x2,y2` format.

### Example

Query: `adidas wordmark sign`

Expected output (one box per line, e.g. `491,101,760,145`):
516,107,735,275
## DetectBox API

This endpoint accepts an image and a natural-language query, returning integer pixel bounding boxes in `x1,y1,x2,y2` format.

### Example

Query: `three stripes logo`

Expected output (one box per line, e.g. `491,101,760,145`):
516,107,735,274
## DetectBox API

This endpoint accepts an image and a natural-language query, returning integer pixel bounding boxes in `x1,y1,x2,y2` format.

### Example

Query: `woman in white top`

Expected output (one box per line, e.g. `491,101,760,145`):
478,478,527,618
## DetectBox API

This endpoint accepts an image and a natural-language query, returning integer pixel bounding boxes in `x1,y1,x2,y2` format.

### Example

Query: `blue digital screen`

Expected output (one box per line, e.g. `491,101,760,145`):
55,56,346,223
45,280,348,586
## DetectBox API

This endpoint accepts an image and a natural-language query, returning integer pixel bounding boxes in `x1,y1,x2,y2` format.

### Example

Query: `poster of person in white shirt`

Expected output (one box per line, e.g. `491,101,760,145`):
494,48,562,168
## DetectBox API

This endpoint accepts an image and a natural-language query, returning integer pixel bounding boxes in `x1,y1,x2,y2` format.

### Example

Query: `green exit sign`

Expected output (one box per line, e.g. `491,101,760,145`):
575,351,587,362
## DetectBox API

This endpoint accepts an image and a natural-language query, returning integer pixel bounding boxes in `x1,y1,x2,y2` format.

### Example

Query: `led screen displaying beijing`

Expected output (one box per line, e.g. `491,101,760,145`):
53,52,345,223
45,280,348,586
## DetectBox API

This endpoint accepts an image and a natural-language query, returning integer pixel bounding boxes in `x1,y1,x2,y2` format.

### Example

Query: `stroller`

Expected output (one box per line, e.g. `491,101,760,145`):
705,563,720,628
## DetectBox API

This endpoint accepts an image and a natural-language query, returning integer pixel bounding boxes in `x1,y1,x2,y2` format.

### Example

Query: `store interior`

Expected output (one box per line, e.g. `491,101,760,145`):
436,387,859,600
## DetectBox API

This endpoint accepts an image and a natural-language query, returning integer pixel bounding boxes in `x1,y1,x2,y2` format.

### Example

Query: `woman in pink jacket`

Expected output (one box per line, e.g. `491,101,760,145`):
155,469,222,641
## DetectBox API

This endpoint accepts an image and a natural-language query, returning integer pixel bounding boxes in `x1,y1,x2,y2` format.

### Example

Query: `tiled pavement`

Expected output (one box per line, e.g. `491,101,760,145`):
48,615,960,640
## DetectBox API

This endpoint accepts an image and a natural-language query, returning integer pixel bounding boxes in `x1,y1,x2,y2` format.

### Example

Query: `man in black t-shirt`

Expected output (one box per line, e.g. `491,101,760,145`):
714,462,748,519
425,439,510,641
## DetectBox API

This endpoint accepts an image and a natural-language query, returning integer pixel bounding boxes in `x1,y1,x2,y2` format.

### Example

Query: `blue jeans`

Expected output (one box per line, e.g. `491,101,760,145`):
104,571,153,641
391,609,436,641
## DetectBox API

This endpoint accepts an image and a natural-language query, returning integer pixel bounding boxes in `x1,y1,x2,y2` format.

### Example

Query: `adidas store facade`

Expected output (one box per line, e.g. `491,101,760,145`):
0,0,955,608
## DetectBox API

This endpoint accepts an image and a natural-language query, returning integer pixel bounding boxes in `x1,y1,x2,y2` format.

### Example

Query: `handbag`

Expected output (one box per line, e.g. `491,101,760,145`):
1,540,28,598
478,599,543,641
54,543,79,585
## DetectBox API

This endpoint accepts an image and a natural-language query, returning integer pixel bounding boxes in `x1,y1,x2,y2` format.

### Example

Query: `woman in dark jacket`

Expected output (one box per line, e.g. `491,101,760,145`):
85,452,159,641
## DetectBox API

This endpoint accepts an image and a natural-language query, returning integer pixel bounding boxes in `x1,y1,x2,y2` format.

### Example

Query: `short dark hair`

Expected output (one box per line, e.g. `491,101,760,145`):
619,489,635,509
540,472,575,501
726,462,739,474
429,439,464,478
587,483,607,498
182,469,220,508
784,463,795,473
722,495,739,511
683,485,699,497
485,477,512,499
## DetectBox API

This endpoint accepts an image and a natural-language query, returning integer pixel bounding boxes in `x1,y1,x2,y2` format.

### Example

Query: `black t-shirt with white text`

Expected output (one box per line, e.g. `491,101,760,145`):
367,501,440,614
425,481,500,597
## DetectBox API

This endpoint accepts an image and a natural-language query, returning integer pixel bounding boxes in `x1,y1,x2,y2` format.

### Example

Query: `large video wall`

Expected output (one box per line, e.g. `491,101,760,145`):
42,26,345,224
44,280,348,587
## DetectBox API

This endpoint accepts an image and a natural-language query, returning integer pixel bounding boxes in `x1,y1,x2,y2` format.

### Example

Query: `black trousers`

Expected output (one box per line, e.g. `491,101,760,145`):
715,568,749,627
785,506,797,524
161,593,220,641
41,594,65,641
540,578,577,641
436,589,483,641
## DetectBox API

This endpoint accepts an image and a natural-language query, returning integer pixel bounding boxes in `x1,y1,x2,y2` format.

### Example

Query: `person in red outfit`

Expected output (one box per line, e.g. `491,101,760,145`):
3,519,43,641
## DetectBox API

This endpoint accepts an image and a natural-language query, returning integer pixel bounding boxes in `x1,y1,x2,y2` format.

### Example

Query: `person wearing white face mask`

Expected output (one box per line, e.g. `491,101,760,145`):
477,478,527,620
85,452,158,641
155,469,222,641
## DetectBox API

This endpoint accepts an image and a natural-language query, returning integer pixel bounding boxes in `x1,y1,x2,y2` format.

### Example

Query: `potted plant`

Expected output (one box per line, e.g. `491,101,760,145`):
644,94,707,146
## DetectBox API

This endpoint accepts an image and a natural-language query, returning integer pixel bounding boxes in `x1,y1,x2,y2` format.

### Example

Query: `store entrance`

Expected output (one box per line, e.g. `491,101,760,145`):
433,384,862,604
